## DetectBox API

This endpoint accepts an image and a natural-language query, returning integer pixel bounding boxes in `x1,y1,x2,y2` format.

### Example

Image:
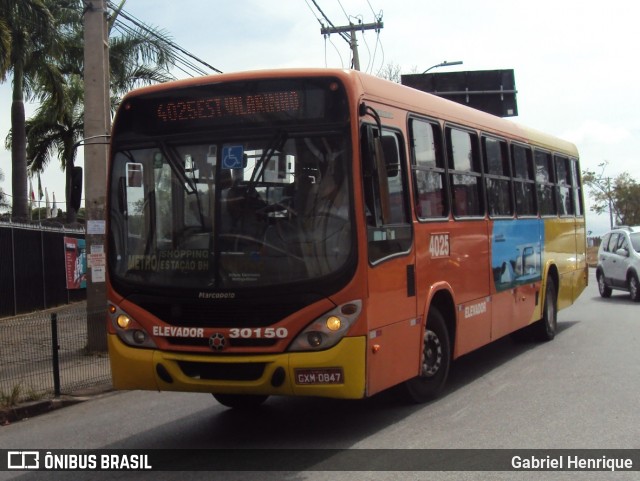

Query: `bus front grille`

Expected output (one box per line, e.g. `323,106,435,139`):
177,361,266,381
165,337,278,348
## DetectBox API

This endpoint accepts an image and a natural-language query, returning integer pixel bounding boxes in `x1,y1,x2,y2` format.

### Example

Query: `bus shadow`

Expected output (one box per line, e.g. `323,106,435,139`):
445,319,578,392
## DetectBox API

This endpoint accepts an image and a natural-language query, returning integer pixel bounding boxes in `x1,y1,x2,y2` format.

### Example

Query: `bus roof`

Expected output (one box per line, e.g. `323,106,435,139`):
121,68,578,158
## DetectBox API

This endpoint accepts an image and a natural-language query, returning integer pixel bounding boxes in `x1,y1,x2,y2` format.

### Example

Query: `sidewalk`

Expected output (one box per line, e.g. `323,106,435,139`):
0,301,113,425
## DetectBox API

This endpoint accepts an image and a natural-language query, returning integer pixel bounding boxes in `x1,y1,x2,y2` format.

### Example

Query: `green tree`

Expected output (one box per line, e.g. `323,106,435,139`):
611,173,640,226
583,162,640,228
0,0,64,219
24,0,175,223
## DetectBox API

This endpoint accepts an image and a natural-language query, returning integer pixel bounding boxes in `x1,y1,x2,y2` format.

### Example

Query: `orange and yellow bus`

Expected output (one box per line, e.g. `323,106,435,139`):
106,68,587,408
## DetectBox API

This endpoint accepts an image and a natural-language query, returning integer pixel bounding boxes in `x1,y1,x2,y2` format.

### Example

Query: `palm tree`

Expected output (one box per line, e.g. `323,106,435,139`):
0,0,63,220
24,0,175,222
0,167,9,210
26,74,83,222
107,1,175,100
0,10,10,76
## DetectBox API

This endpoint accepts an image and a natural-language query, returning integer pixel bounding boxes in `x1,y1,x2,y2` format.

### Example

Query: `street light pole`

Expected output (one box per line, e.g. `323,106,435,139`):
422,60,463,74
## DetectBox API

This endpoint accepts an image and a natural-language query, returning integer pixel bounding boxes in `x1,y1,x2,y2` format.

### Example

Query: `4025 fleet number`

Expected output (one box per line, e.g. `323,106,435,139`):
228,327,288,339
429,233,450,258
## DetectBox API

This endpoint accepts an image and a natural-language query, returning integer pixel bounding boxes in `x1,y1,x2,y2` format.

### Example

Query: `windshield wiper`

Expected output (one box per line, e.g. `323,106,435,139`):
160,141,197,194
248,130,288,185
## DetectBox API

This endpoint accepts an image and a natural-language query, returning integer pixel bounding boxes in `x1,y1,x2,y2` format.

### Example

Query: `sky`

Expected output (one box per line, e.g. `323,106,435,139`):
1,0,638,235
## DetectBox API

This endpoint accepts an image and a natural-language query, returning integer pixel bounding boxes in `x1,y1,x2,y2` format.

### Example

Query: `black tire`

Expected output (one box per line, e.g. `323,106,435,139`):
534,278,557,341
597,270,612,298
212,393,268,409
629,274,640,302
401,307,451,403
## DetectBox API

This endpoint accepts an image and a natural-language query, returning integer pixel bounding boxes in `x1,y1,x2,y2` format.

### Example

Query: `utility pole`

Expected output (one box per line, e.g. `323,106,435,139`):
83,0,110,351
320,21,383,71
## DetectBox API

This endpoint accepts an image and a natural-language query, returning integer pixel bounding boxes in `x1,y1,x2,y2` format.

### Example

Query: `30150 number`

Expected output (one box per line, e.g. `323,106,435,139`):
229,327,288,339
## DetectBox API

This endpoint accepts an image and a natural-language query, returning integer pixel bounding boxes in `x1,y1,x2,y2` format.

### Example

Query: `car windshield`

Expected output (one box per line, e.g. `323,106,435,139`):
108,132,353,290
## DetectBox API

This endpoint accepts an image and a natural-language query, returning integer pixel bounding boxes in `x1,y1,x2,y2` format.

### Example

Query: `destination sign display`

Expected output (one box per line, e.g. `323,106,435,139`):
114,77,348,136
155,90,301,124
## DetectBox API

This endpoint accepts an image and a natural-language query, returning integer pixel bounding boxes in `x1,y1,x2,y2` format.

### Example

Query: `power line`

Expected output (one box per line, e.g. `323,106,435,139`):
106,1,223,75
308,0,383,71
336,0,350,23
309,0,351,44
110,20,208,78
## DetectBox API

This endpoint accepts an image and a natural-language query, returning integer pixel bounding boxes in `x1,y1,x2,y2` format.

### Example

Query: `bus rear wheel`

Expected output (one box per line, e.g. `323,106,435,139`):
534,278,557,341
401,307,451,403
213,393,268,409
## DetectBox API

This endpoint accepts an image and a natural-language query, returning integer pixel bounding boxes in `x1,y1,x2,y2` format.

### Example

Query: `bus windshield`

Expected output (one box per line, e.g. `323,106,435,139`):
108,131,353,291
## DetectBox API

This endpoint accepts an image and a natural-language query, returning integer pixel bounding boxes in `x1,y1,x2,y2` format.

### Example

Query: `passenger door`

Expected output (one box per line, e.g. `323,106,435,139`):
360,125,419,395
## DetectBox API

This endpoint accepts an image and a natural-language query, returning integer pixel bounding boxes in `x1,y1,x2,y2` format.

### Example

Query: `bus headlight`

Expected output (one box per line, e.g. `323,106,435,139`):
108,303,157,349
288,300,362,352
116,315,131,329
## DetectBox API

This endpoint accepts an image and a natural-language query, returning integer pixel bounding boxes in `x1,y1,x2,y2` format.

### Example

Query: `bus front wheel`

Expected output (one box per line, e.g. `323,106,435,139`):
401,307,451,403
213,393,268,409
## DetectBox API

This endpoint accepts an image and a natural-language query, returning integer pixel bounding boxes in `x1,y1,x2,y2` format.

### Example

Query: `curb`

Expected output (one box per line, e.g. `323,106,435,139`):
1,397,82,425
1,385,113,426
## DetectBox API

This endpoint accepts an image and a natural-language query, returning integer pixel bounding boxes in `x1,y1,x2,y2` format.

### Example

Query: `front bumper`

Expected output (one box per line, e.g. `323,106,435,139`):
108,334,367,399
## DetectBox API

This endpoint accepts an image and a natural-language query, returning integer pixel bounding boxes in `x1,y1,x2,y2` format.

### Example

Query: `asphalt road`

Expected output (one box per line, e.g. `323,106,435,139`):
1,269,639,480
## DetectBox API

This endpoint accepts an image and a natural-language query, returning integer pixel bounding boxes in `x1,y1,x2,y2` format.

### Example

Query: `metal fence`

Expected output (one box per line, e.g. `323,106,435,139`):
0,221,86,318
0,302,111,405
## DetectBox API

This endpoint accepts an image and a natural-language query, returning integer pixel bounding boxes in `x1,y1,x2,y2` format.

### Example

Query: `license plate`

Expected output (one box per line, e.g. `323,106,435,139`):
294,368,344,385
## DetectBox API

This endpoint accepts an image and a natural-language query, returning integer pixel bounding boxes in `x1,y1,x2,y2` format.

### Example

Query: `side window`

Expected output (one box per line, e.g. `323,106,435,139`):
535,150,556,216
361,125,412,264
617,234,628,253
385,133,409,225
605,233,619,253
571,158,583,216
555,155,574,216
410,118,448,219
482,136,513,217
511,144,536,216
447,127,483,217
601,233,611,252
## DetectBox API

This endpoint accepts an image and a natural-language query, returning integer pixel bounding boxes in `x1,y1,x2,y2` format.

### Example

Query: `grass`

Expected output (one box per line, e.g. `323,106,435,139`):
0,384,47,408
0,385,22,407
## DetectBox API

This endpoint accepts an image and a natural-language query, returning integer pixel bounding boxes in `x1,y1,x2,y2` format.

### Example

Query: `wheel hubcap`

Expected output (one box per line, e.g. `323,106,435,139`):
422,330,442,377
546,299,556,331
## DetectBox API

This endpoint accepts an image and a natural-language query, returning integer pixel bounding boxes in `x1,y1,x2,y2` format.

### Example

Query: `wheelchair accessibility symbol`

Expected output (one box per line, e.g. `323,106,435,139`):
222,145,244,169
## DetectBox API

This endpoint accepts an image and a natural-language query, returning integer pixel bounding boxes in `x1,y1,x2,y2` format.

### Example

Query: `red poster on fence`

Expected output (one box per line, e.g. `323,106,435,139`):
64,237,87,289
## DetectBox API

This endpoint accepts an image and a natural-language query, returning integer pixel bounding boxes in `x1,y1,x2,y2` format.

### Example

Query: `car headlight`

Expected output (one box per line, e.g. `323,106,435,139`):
108,303,157,349
287,300,362,352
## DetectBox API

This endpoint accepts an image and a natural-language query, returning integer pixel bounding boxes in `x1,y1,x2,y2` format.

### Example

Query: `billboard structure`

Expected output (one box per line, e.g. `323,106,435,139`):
401,69,518,117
